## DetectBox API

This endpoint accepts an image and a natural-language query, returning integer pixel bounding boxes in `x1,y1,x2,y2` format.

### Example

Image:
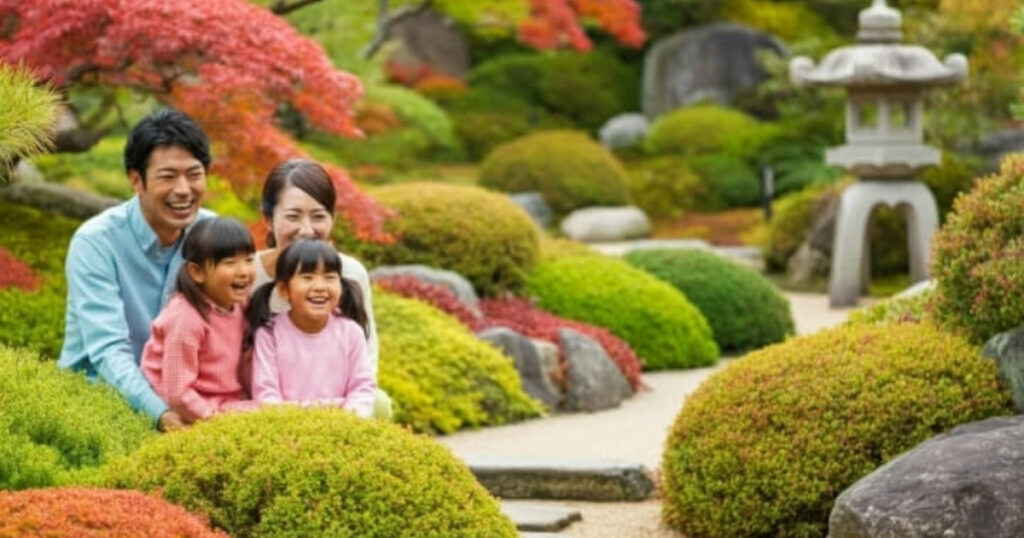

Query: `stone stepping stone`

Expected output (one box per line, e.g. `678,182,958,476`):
464,457,655,501
502,501,582,532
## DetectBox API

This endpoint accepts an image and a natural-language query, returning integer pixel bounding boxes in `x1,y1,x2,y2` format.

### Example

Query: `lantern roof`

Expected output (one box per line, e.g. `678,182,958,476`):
789,0,967,88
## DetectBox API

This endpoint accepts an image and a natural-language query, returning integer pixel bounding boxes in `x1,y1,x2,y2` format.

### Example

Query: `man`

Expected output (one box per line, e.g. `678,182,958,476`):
59,109,213,431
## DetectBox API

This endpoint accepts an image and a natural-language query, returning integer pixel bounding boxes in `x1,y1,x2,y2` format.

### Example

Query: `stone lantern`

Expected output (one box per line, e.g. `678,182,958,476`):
789,0,967,307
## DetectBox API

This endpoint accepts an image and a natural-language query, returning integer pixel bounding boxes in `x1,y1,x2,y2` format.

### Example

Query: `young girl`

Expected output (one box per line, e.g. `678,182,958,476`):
245,238,376,417
141,217,257,425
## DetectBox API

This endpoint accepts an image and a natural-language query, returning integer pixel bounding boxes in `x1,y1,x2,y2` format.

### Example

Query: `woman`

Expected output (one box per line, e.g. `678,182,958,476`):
252,158,391,419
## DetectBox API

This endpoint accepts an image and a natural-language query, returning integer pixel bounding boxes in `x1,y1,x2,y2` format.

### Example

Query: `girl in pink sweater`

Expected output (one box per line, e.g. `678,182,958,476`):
245,239,376,417
141,217,258,425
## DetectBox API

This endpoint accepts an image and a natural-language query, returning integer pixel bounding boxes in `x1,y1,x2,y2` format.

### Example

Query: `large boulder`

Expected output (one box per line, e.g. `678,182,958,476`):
384,9,470,81
370,264,480,311
559,329,632,412
983,326,1024,414
642,23,785,118
560,206,652,243
829,416,1024,538
599,113,650,150
477,327,562,410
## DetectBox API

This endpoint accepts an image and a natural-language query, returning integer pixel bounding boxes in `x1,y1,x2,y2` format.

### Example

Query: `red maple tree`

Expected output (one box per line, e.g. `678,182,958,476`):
0,0,394,242
519,0,646,51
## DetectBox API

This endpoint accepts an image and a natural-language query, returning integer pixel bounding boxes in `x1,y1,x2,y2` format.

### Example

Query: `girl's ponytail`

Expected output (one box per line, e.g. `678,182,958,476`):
340,277,368,337
244,282,277,351
176,262,212,321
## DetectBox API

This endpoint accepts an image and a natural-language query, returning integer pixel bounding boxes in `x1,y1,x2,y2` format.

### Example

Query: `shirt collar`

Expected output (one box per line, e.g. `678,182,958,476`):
128,196,162,254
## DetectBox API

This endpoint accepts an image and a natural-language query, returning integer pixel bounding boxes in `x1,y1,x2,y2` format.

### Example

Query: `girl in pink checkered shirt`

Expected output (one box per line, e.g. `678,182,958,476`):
141,217,259,426
244,239,376,417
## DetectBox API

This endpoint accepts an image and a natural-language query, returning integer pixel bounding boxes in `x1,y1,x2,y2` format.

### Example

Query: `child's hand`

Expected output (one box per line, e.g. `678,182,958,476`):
158,410,187,432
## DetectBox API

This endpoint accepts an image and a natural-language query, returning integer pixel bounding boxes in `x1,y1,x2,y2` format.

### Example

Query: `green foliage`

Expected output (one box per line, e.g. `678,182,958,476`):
435,88,564,160
932,153,1024,343
761,180,835,272
626,156,710,218
337,182,539,296
662,323,1011,538
525,254,718,370
689,154,761,208
635,0,728,40
265,0,383,79
0,63,58,182
375,292,543,433
0,344,154,490
101,407,517,537
625,249,794,353
0,200,79,357
364,85,464,160
538,236,598,261
479,130,631,216
721,0,839,44
644,104,774,160
203,174,260,222
846,287,935,327
919,151,985,220
33,135,132,199
758,133,844,196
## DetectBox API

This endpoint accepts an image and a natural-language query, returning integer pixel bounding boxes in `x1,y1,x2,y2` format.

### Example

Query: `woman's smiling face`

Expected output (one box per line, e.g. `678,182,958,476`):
269,185,334,249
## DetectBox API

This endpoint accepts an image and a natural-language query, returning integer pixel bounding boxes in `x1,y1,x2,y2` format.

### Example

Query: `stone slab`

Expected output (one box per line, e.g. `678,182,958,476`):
501,501,582,532
464,457,655,501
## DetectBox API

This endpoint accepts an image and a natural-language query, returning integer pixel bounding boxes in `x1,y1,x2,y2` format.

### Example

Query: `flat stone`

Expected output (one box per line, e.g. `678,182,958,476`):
587,238,710,257
561,206,652,243
464,457,655,501
501,501,582,532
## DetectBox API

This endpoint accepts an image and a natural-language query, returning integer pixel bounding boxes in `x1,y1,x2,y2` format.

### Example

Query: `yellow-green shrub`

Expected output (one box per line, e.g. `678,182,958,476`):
479,130,631,216
761,180,834,272
376,292,543,433
101,407,517,537
662,324,1010,538
0,344,154,490
525,255,718,369
644,104,774,160
626,156,711,218
846,287,935,327
338,182,539,296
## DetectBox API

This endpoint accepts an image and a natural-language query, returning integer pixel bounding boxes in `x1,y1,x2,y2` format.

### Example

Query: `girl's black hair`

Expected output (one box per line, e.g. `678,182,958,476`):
260,159,336,247
244,239,367,349
175,217,255,321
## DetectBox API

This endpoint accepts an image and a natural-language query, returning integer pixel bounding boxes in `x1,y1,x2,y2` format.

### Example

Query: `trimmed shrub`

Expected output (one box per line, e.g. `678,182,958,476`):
376,292,543,433
435,89,550,160
539,236,598,261
932,153,1024,343
479,130,632,216
526,254,718,369
626,156,711,218
625,249,794,353
760,181,833,272
689,154,761,208
0,488,227,537
846,287,935,327
919,151,984,220
644,104,774,160
0,344,154,490
101,407,517,537
337,182,539,296
662,323,1011,538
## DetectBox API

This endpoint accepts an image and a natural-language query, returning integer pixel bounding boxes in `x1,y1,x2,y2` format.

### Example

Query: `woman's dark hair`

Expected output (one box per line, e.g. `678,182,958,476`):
260,159,336,247
175,217,255,321
245,239,367,349
124,109,211,185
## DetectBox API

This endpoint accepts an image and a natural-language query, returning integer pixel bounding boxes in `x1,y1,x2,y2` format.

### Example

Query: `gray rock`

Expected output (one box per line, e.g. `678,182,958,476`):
642,23,785,118
559,329,632,412
510,192,553,229
786,242,830,287
530,339,562,395
478,327,562,410
500,501,582,532
598,113,650,149
969,129,1024,173
0,181,119,220
982,327,1024,414
464,456,655,501
384,9,470,80
560,206,652,243
829,416,1024,538
369,264,480,311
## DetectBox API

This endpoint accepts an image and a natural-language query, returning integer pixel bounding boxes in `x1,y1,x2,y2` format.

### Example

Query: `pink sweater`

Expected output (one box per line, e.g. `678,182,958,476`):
251,313,376,417
141,294,252,423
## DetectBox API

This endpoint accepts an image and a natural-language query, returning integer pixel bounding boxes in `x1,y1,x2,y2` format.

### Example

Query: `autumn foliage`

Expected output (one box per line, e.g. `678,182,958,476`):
0,246,39,291
520,0,646,51
0,488,228,537
0,0,393,241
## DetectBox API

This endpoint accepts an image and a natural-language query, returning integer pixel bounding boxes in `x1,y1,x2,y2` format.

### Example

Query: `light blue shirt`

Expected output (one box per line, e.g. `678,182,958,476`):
58,197,212,422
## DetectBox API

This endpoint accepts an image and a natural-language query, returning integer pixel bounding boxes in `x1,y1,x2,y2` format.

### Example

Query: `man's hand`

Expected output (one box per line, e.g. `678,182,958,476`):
158,410,186,432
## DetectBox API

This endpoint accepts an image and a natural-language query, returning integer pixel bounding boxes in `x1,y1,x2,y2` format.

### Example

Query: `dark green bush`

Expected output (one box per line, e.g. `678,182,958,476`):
919,151,984,220
479,130,631,216
101,407,517,537
662,323,1011,538
375,291,544,434
625,249,794,353
689,154,761,208
644,104,774,160
337,182,539,296
626,156,711,218
0,344,154,490
434,89,558,160
932,153,1024,343
525,254,718,369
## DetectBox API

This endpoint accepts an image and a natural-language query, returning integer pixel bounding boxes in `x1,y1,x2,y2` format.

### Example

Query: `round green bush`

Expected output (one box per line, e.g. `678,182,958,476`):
338,182,539,296
376,291,544,434
932,153,1024,343
644,104,774,160
689,154,761,208
479,130,631,216
525,254,718,369
661,323,1011,538
0,344,154,490
434,89,553,160
101,407,517,537
625,249,794,353
846,286,934,327
363,85,464,160
626,156,711,218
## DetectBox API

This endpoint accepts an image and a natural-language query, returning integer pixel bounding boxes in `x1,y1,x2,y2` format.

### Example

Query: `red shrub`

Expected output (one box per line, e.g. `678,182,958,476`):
374,275,485,330
0,246,40,291
0,488,228,537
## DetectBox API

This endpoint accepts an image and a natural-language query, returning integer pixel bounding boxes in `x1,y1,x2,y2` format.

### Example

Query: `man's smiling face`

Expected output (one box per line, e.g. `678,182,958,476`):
131,145,207,246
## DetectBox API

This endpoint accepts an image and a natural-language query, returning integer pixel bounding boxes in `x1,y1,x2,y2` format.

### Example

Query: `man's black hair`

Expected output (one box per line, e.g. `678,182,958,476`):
124,109,211,186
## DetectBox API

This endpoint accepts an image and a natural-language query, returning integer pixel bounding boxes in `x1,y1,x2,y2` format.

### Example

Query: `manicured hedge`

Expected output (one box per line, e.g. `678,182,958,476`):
338,182,539,296
101,407,517,537
846,287,934,327
375,292,543,433
932,154,1024,343
0,344,154,490
644,104,773,160
626,156,710,218
526,254,718,369
479,130,632,216
625,249,794,353
0,488,227,537
662,323,1010,538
